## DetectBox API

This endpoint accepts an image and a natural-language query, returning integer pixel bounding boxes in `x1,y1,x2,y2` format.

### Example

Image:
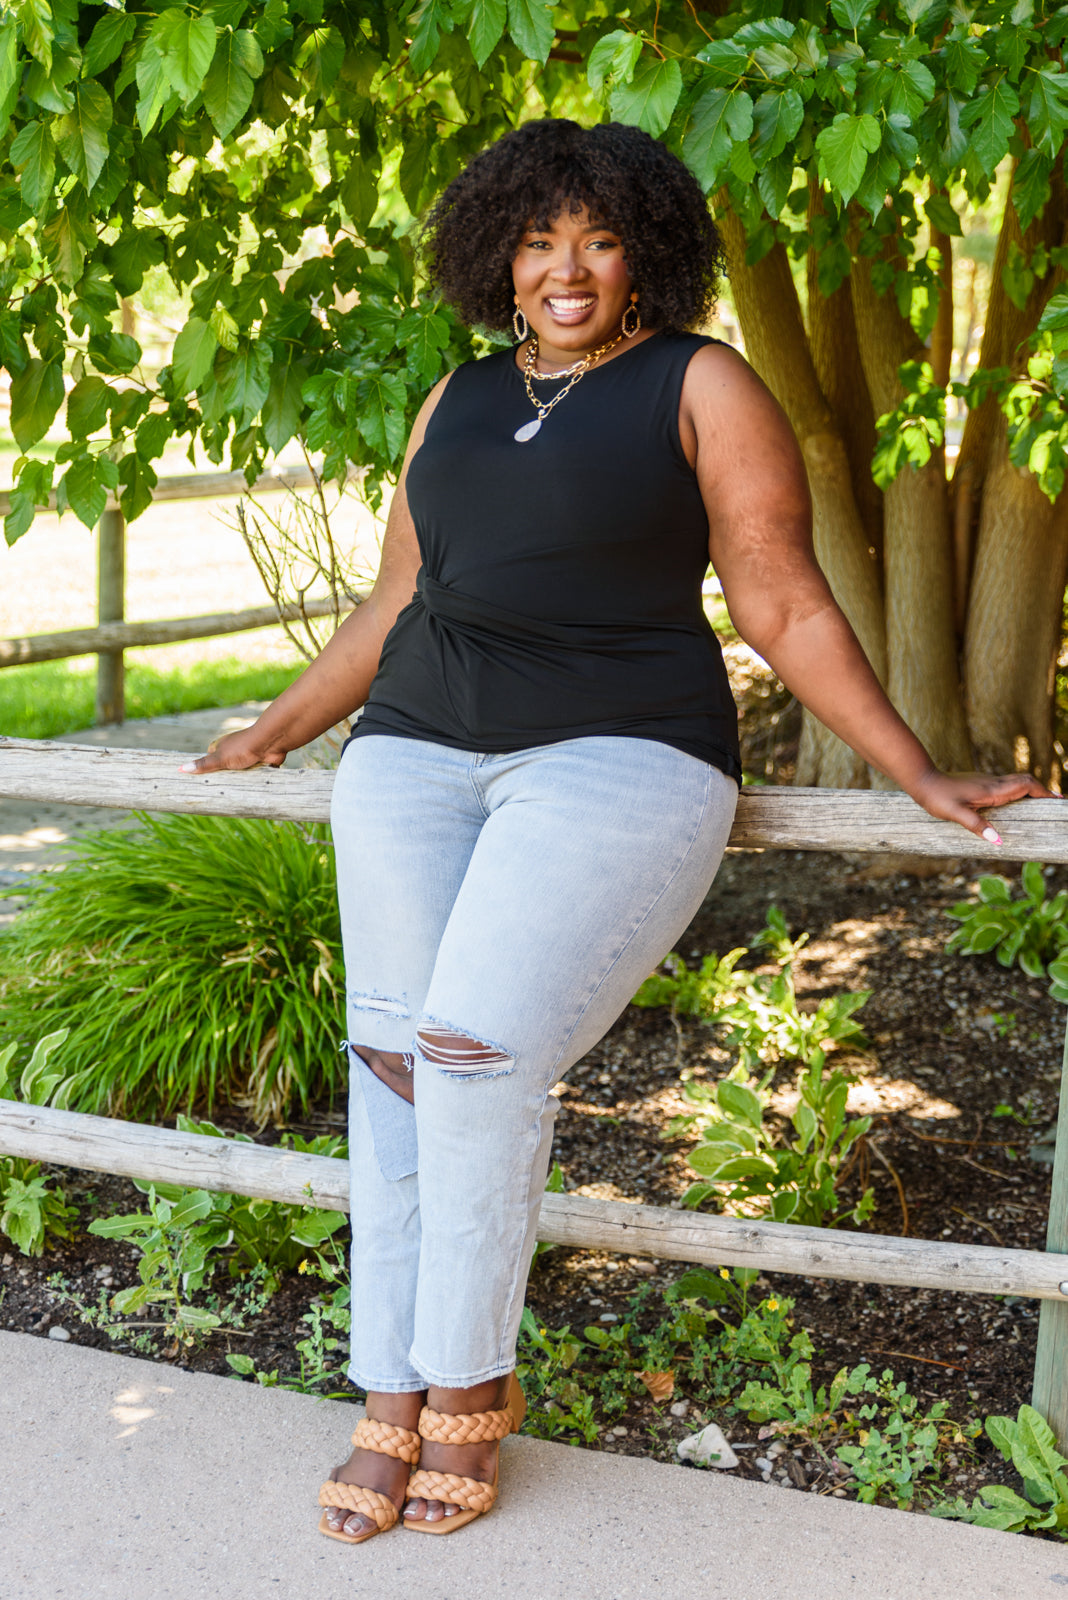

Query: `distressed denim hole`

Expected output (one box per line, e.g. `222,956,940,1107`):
350,991,409,1018
416,1025,514,1077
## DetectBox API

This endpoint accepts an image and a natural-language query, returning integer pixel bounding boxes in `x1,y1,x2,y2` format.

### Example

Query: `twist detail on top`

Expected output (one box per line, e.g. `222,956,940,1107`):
405,1468,498,1515
318,1481,399,1531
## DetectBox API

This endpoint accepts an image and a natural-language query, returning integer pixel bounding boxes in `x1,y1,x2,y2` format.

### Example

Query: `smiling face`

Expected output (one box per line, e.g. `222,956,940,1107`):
511,203,636,366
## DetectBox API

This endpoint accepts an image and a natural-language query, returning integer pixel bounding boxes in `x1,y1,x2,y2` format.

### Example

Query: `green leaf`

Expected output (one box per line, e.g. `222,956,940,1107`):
409,0,451,74
203,29,263,139
218,340,272,427
397,306,450,383
507,0,554,63
62,454,119,530
66,376,112,439
816,112,882,204
10,119,55,212
295,23,344,95
0,16,19,138
356,372,408,461
83,9,138,77
466,0,506,68
1028,70,1068,160
149,9,218,103
118,453,158,522
609,59,683,139
830,0,875,26
717,1079,765,1129
135,39,180,135
1013,149,1052,231
89,330,142,376
751,86,804,165
171,317,219,393
16,0,54,72
961,78,1020,177
54,80,114,192
684,85,753,191
9,357,64,451
261,361,304,453
167,1189,216,1229
587,30,641,96
925,193,962,237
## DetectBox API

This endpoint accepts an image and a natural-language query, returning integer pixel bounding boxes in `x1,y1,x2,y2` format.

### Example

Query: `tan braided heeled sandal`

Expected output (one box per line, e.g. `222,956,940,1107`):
404,1372,526,1536
318,1417,421,1545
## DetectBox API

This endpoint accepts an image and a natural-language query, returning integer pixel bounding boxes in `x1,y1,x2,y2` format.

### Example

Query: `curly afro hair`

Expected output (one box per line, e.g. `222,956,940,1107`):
422,119,724,335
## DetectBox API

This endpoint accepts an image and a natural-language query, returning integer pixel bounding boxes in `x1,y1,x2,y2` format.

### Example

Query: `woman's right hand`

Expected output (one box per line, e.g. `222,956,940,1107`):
179,725,286,775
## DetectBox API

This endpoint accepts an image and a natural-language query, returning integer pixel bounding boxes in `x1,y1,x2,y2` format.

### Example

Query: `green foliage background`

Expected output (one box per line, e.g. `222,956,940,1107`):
6,0,1068,533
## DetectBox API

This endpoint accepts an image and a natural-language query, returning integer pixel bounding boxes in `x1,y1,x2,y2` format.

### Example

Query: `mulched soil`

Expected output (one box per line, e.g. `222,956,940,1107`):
2,843,1062,1513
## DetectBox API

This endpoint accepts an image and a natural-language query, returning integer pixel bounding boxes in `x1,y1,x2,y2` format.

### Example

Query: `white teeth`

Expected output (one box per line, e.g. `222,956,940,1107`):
547,296,594,310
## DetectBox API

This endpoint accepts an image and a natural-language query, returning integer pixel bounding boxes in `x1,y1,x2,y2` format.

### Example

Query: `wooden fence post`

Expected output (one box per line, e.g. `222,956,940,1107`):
1031,1015,1068,1451
95,506,125,725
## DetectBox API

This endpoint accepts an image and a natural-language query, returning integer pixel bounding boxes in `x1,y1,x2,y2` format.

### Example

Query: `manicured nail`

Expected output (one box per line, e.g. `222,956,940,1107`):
404,1500,418,1517
982,826,1002,845
178,762,198,773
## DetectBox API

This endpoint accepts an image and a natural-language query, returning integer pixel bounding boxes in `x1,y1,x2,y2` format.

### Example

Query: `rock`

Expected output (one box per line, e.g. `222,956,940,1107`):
47,1326,71,1342
676,1423,739,1470
767,1441,786,1459
755,1456,773,1473
598,1313,618,1323
669,1401,689,1418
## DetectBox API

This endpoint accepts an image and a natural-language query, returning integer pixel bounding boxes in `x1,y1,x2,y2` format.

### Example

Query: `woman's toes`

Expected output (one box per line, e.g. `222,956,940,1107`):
404,1496,427,1520
342,1512,374,1538
424,1499,445,1522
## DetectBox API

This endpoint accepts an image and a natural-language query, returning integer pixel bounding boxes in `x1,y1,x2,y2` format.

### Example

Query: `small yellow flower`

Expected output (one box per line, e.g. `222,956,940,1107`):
719,1267,730,1279
298,1259,309,1275
767,1297,779,1311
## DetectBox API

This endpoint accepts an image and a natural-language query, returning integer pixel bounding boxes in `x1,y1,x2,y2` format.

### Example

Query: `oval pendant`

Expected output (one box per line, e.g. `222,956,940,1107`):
514,418,542,443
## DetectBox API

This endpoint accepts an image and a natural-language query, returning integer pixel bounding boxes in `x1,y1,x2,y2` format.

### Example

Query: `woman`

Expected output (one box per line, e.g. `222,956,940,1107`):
185,119,1043,1542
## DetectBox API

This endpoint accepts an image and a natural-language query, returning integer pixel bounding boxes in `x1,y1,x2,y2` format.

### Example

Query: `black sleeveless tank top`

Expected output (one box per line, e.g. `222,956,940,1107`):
350,331,741,781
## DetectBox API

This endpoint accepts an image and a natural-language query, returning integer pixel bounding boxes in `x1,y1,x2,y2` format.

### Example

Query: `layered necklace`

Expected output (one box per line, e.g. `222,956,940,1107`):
514,331,623,443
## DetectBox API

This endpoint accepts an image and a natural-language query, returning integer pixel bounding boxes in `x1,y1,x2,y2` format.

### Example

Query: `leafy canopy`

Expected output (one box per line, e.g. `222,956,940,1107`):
4,0,1068,542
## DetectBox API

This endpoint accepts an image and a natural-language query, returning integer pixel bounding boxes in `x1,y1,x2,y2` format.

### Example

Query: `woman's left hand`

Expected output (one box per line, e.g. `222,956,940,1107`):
909,769,1054,844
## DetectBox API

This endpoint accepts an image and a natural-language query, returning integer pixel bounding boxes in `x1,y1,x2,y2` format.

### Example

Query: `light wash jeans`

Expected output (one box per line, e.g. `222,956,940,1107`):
330,734,737,1392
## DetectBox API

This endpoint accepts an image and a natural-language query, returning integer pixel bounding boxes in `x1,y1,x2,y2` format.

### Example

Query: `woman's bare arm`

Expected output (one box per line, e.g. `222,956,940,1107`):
183,375,450,774
679,344,1049,839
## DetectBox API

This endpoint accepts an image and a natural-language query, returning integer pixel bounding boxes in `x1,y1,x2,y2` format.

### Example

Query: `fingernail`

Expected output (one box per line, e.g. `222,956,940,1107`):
178,762,196,773
982,826,1002,845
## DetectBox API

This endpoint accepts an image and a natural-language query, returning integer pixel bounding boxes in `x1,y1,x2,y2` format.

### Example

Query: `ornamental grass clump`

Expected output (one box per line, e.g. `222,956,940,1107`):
0,815,344,1125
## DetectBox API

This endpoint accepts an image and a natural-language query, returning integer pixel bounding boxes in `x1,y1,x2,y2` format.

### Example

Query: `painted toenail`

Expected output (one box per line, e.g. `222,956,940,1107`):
404,1501,419,1516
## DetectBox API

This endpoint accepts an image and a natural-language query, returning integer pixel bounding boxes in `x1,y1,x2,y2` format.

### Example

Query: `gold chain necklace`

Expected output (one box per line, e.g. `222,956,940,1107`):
514,332,623,443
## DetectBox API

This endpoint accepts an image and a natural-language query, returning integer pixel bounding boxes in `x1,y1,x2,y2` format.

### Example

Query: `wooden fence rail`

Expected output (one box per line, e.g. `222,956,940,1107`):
1,745,1066,1444
1,1099,1066,1302
0,738,1064,859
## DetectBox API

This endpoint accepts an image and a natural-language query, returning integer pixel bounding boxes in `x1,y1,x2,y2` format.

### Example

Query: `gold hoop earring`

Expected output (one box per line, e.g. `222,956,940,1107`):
622,296,641,339
512,298,529,342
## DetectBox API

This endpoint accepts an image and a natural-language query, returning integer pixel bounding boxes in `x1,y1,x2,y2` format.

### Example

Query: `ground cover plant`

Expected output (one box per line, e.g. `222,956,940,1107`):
0,814,343,1123
0,655,303,742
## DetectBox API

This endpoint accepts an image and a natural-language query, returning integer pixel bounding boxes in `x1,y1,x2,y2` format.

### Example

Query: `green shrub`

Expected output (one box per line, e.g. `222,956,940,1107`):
945,863,1068,980
0,815,345,1124
0,1029,84,1255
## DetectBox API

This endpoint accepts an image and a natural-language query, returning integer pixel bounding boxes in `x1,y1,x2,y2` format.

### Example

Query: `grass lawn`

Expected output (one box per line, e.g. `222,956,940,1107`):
0,653,303,740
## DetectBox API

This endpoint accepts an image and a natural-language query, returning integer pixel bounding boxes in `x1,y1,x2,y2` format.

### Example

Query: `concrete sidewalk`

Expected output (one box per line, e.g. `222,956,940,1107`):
1,1332,1064,1600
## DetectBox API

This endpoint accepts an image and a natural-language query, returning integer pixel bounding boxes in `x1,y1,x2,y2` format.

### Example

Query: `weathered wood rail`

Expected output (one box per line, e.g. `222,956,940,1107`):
1,1099,1066,1301
1,738,1065,861
0,744,1066,1442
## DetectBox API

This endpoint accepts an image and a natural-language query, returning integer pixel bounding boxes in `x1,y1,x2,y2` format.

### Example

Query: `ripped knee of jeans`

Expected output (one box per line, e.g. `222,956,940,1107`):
416,1021,514,1080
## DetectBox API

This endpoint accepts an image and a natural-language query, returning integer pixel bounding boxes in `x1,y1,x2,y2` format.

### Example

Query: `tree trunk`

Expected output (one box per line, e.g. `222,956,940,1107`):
850,245,972,772
716,209,886,786
963,430,1068,781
